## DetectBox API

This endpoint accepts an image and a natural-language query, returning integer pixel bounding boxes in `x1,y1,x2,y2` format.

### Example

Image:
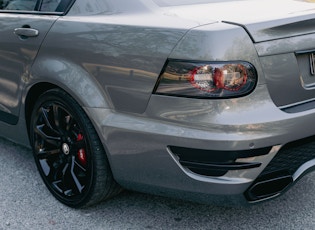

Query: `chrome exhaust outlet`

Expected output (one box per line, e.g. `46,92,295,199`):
245,174,293,202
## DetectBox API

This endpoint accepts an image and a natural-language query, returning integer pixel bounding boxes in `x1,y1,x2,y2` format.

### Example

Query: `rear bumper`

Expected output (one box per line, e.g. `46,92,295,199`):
84,83,315,204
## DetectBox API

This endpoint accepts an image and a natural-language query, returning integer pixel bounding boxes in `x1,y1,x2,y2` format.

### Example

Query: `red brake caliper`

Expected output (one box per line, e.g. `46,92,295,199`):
77,134,87,166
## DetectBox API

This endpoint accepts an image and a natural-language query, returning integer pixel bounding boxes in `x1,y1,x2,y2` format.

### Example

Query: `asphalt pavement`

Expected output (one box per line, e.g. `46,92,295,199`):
0,137,315,230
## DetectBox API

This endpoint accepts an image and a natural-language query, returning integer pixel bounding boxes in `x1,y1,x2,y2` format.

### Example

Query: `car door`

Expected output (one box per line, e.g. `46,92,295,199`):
0,0,61,125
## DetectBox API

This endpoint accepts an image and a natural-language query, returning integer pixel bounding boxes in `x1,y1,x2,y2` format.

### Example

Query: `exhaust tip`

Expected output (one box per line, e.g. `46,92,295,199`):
245,173,293,202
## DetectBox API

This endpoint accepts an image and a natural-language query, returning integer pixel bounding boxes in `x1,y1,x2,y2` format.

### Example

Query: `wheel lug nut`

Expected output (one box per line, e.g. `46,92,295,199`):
62,143,70,155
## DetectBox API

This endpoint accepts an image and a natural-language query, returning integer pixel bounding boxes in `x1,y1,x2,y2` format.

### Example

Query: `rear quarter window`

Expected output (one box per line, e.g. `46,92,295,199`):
40,0,61,12
1,0,37,10
0,0,74,14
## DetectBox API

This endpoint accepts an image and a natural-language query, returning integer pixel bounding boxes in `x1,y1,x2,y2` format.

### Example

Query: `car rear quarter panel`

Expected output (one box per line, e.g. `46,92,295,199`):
30,4,195,113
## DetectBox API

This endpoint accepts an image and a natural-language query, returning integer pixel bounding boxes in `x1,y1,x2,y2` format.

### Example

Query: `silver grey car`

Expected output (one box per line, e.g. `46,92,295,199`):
1,0,315,208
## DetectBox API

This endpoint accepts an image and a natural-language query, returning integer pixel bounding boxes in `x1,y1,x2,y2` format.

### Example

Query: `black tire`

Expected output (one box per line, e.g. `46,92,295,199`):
29,88,121,208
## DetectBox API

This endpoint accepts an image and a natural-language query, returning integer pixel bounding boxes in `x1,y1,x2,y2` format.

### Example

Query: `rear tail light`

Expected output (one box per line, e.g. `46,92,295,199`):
154,60,257,99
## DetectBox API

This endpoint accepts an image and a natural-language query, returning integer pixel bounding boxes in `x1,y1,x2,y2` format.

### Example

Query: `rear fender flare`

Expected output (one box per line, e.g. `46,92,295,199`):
28,57,110,109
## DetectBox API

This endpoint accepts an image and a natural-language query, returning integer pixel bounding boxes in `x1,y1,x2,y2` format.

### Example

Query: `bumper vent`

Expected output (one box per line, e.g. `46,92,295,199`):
170,146,271,177
258,135,315,177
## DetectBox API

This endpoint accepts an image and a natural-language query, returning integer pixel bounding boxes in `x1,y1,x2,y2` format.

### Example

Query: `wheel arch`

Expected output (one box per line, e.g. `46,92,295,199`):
25,57,112,146
25,82,110,142
29,57,110,107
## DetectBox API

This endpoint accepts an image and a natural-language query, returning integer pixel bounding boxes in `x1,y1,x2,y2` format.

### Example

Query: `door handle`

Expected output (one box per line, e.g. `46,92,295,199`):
14,28,39,38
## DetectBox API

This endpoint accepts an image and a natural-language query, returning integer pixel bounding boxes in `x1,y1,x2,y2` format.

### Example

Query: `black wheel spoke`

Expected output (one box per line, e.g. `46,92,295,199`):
39,159,51,177
34,124,61,146
65,115,74,132
62,162,69,177
40,107,59,135
42,157,64,180
75,160,87,172
52,180,63,193
37,148,60,160
70,156,85,193
53,158,85,195
53,104,61,129
60,162,72,195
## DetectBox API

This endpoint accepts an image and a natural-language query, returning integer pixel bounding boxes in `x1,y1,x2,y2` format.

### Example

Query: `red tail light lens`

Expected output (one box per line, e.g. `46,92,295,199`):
154,60,257,99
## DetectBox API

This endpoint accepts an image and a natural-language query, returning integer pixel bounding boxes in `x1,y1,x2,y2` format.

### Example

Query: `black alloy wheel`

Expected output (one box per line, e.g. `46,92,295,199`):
30,88,120,208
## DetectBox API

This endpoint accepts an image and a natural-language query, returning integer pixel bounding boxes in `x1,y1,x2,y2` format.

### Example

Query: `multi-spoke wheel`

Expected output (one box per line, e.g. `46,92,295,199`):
30,88,120,208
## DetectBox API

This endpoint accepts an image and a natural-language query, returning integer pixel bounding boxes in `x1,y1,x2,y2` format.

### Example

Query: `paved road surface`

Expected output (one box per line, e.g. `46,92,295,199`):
0,137,315,230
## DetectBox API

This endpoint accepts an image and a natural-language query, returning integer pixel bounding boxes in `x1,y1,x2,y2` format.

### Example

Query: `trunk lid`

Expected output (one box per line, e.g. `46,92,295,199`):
165,0,315,42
